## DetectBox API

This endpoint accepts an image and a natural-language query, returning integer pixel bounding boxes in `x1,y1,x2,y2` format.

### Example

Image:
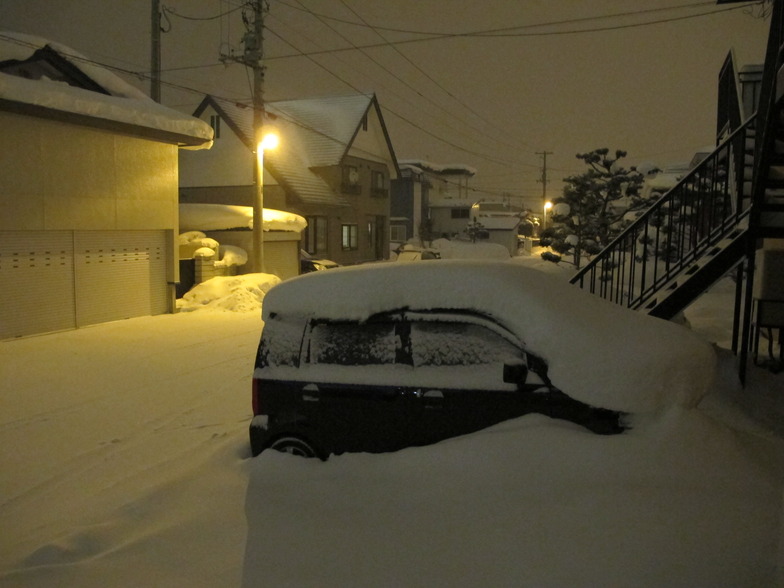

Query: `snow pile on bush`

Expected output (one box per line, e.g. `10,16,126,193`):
177,273,280,313
178,231,219,249
215,245,248,268
179,232,248,267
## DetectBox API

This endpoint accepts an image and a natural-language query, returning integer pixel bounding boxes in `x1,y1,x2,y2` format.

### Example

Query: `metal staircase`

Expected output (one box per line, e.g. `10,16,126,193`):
570,0,784,381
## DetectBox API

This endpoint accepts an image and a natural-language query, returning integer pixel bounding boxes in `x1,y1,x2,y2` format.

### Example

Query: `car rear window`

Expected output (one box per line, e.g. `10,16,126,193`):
259,316,306,367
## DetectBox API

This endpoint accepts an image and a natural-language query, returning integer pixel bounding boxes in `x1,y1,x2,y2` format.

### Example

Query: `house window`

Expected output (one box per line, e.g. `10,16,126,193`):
209,115,221,139
341,224,358,250
342,165,361,195
371,170,387,197
390,224,407,243
304,216,327,254
451,208,470,219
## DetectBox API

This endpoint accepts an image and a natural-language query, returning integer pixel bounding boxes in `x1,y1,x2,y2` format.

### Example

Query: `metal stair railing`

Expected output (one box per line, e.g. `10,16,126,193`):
570,115,755,311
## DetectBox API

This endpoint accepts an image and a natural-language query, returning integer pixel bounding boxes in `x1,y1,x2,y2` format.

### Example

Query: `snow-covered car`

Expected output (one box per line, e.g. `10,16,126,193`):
250,261,637,459
395,246,441,262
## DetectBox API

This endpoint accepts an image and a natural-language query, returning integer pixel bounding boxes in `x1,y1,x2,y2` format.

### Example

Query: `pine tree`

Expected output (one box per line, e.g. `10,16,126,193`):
540,148,650,268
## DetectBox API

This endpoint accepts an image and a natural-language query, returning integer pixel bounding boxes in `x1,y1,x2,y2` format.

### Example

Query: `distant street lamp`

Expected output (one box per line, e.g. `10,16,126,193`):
253,132,279,273
542,200,553,233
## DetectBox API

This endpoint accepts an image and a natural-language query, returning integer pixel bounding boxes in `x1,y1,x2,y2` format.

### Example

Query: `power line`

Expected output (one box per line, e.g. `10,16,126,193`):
162,2,246,22
263,24,530,168
276,1,533,158
333,0,535,152
276,1,721,37
265,2,761,60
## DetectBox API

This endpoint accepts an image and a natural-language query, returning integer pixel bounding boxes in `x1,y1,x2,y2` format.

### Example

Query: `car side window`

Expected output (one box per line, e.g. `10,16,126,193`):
409,321,522,367
309,321,397,366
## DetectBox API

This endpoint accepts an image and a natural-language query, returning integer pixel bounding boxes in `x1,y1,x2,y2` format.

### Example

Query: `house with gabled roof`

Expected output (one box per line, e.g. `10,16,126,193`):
0,32,213,340
179,92,399,268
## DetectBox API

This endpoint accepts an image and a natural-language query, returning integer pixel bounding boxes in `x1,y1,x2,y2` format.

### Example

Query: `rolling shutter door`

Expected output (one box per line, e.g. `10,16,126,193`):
0,231,76,339
74,231,168,327
264,240,299,280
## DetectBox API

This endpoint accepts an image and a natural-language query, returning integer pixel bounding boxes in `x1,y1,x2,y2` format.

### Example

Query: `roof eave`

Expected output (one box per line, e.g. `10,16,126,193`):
1,98,212,147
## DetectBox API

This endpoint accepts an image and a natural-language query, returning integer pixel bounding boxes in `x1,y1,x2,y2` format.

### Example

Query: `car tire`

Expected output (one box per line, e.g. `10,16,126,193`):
268,436,321,459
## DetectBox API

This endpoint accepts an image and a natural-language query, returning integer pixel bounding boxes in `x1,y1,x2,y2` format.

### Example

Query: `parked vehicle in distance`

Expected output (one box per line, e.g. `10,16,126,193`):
395,245,441,262
300,250,340,273
250,261,624,459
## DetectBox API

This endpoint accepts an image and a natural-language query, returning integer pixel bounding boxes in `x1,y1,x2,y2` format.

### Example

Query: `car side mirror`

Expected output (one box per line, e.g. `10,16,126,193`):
503,363,528,384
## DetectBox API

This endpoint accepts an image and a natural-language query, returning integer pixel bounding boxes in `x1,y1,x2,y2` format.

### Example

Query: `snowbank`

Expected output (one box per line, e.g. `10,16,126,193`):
178,273,280,313
0,270,781,587
263,260,716,413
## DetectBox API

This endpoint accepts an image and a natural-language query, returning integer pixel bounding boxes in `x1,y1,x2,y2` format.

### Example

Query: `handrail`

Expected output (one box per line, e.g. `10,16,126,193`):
570,114,756,310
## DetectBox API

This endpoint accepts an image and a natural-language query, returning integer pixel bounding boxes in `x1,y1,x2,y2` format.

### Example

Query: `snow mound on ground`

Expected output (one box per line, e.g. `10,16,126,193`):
178,273,280,313
431,238,510,259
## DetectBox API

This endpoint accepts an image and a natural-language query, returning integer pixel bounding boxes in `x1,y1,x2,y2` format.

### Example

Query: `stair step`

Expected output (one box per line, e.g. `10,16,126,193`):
769,166,784,181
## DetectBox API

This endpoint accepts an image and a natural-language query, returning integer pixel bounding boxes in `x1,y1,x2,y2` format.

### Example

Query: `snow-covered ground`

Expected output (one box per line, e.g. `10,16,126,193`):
1,251,783,587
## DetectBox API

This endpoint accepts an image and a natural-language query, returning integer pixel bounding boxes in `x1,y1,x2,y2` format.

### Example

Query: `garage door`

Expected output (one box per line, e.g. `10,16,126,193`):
0,231,76,339
74,231,168,327
0,230,169,339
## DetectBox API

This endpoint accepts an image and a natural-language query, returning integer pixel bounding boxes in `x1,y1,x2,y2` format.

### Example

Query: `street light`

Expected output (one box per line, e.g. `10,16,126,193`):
542,200,553,233
253,131,279,273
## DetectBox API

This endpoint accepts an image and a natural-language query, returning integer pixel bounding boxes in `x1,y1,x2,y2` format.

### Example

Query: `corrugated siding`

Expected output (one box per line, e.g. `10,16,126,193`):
264,240,299,281
0,231,76,339
74,231,167,327
0,230,168,339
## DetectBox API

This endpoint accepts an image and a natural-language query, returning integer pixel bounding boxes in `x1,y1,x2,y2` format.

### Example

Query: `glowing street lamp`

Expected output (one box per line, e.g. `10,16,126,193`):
542,200,553,233
253,132,279,273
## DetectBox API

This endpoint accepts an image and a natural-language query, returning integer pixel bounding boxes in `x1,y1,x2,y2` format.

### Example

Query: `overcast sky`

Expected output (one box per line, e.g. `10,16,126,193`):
0,1,770,209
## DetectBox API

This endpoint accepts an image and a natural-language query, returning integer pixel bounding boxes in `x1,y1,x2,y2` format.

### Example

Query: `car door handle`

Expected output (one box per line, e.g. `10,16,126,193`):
302,383,319,402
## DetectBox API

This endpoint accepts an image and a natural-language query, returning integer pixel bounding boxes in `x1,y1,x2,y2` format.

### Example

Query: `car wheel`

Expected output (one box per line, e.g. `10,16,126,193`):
268,436,320,458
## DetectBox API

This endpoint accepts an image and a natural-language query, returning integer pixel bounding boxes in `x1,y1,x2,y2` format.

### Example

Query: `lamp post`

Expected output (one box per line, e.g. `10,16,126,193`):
253,132,279,273
542,200,553,233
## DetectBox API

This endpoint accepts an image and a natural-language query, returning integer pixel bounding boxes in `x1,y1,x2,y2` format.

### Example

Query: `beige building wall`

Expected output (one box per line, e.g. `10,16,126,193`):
0,111,179,234
0,111,183,285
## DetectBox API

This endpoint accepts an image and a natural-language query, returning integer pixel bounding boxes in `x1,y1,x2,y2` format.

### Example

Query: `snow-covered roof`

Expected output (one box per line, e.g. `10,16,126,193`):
262,260,715,414
194,93,394,207
267,94,376,167
0,32,213,147
199,94,388,206
179,203,306,233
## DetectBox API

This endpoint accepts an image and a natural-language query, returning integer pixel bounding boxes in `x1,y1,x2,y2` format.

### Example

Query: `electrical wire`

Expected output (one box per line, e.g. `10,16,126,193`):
162,2,247,22
277,1,530,162
334,0,535,153
266,1,763,60
276,0,722,37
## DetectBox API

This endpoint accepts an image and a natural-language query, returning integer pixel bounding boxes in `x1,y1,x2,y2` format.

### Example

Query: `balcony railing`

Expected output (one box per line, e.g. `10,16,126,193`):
570,115,755,310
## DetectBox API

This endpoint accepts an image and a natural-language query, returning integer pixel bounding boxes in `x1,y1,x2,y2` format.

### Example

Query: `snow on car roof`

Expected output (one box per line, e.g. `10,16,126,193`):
262,260,716,415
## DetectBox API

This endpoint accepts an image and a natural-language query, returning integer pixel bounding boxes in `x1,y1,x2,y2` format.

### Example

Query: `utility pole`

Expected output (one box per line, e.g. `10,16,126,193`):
536,150,553,232
150,0,161,102
222,1,268,272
